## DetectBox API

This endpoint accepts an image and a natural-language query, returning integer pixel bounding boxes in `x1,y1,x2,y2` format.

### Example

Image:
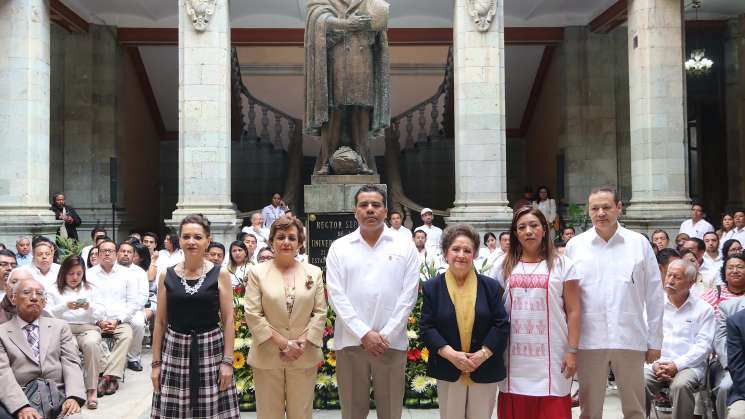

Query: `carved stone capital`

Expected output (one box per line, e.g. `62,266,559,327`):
185,0,216,32
466,0,497,32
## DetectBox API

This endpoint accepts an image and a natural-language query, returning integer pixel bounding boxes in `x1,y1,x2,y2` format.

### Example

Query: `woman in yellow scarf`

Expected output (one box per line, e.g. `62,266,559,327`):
419,224,510,419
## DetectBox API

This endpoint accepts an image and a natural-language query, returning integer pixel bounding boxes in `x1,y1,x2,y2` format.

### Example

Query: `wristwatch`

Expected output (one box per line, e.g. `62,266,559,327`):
566,346,579,354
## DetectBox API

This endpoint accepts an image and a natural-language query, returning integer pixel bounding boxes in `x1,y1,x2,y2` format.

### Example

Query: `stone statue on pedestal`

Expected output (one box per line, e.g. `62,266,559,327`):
304,0,391,175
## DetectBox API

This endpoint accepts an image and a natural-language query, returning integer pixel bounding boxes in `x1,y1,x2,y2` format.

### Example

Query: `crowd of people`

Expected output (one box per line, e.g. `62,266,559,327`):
2,186,745,419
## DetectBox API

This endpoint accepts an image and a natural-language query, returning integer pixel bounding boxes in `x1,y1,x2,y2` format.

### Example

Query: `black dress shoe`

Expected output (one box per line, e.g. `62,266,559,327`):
127,360,143,371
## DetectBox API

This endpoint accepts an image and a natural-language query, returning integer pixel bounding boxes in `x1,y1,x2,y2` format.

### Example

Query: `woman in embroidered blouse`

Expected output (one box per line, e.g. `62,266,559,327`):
243,215,327,419
420,224,509,419
492,206,581,419
48,256,105,409
227,241,251,287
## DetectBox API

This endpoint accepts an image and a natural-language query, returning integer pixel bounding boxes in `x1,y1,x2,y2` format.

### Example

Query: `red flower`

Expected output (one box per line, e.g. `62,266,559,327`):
407,348,421,362
233,286,243,295
323,326,333,337
316,361,324,370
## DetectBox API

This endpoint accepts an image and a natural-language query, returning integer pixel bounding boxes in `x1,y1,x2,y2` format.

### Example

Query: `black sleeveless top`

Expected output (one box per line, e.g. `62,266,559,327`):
165,264,221,333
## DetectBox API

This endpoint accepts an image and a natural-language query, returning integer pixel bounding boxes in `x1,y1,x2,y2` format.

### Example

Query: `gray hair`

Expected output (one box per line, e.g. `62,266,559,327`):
668,259,698,282
250,212,262,222
9,272,41,295
15,236,30,245
440,224,480,259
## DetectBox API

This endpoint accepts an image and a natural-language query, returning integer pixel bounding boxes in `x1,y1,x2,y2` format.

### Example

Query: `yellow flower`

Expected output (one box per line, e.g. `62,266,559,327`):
233,351,246,369
326,352,336,367
408,316,417,325
421,347,429,362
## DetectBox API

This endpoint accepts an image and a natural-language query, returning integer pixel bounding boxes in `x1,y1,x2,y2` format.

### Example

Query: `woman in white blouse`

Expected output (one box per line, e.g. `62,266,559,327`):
48,255,105,409
227,240,251,287
533,186,558,237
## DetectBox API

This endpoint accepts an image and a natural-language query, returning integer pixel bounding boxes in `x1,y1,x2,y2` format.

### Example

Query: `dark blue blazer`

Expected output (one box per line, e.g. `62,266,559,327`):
727,309,745,406
419,272,509,383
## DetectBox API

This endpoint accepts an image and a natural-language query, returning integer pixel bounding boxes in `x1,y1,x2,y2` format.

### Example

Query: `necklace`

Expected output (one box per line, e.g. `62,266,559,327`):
520,258,544,276
281,266,297,314
180,263,207,295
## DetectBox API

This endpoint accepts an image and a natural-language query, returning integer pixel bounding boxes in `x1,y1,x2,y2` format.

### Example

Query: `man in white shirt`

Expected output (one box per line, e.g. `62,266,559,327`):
326,185,419,419
261,192,287,229
679,203,715,240
19,239,60,290
87,239,136,395
388,211,411,242
242,212,270,248
116,241,149,372
703,232,723,284
645,259,715,419
414,208,443,256
565,186,664,419
14,236,31,267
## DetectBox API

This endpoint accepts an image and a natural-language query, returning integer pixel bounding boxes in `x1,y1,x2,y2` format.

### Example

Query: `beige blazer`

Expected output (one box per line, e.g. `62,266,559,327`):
0,316,85,413
244,262,327,369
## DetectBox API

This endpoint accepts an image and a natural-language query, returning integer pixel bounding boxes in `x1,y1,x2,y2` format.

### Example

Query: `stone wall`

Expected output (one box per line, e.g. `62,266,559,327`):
725,16,745,212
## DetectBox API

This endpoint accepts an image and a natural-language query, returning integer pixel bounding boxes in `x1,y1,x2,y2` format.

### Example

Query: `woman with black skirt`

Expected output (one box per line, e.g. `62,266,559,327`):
150,214,240,418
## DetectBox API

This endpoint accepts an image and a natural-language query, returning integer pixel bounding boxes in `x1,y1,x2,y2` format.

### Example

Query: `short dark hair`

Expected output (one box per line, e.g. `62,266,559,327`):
179,214,211,236
483,232,496,246
96,238,117,250
686,237,706,252
562,226,576,234
207,242,225,253
354,184,387,208
703,231,719,240
32,236,54,249
554,240,567,249
118,240,135,252
0,249,17,261
440,224,480,258
691,202,705,211
142,232,159,242
390,211,402,219
589,186,620,204
414,230,427,238
498,232,510,241
735,210,745,217
90,227,107,239
656,248,680,267
652,229,669,240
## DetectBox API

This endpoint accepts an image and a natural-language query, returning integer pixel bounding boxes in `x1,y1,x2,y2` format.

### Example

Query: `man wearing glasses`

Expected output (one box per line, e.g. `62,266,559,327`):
87,239,136,396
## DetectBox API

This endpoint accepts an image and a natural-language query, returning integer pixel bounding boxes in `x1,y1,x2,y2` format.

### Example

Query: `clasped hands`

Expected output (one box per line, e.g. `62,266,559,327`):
279,337,306,362
361,330,389,357
652,361,679,382
439,345,491,373
66,301,90,310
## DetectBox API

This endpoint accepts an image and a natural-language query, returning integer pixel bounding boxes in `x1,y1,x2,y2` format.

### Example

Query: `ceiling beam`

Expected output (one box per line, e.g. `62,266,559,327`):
589,0,627,34
50,0,89,33
118,27,564,46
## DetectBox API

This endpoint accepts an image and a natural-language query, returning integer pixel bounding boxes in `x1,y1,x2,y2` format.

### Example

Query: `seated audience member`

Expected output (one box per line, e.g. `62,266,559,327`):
714,294,745,419
241,232,259,264
86,246,99,268
475,232,502,272
153,231,183,279
703,253,745,316
242,212,270,248
676,233,691,253
227,241,251,287
87,240,136,396
679,202,715,240
652,229,671,253
20,238,60,289
719,213,735,240
117,241,149,372
80,228,107,266
48,256,105,409
0,277,84,418
0,250,17,302
724,239,744,258
682,237,716,295
726,309,745,419
256,247,274,263
704,231,724,285
206,242,226,266
656,248,682,283
141,232,160,282
645,259,714,418
14,237,31,267
1,263,23,324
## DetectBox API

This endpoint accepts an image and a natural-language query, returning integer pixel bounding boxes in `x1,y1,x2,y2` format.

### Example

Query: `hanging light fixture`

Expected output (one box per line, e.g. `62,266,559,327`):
685,0,714,77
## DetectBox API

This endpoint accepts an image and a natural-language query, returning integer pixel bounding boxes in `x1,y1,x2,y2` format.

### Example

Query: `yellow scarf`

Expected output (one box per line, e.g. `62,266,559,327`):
445,269,478,385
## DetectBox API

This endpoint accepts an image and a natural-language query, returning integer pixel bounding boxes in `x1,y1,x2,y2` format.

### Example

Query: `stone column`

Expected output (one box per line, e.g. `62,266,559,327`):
167,0,239,245
624,0,691,234
724,16,745,212
0,0,58,244
446,0,513,233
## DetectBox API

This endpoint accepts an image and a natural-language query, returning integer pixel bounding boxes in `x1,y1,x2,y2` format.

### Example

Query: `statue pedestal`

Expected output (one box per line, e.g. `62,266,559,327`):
304,176,386,268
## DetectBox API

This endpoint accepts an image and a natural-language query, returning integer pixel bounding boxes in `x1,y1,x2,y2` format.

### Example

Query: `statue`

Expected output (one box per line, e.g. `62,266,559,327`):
185,0,216,32
466,0,497,32
304,0,391,175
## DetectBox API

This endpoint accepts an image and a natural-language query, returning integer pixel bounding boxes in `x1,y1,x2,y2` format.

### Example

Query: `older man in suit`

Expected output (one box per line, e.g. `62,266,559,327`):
0,277,84,419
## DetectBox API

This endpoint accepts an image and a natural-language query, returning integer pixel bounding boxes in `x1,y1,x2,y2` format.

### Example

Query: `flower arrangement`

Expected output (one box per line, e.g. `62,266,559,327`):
232,263,440,411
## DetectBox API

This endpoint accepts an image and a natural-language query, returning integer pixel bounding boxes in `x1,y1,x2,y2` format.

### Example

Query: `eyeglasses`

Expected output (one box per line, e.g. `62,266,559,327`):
0,262,17,268
258,255,274,262
99,249,115,255
19,289,47,299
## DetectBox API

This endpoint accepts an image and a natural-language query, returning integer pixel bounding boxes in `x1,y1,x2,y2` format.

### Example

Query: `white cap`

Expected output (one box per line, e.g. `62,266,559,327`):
420,208,433,216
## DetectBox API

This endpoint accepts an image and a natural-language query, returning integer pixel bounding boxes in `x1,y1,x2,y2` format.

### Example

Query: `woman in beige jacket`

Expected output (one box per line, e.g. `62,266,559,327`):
244,214,327,419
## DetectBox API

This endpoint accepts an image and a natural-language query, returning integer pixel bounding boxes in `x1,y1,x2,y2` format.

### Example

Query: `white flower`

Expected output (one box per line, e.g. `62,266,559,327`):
326,338,334,351
316,374,332,389
330,373,338,388
410,375,429,393
407,330,418,339
234,338,251,350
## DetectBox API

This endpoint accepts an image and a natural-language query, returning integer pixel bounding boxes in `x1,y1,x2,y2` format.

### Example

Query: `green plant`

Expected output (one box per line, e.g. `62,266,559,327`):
55,236,83,261
565,203,589,232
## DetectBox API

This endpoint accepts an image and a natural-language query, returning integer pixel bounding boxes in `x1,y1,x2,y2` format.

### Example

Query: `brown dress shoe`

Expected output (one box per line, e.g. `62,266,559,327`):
96,376,110,397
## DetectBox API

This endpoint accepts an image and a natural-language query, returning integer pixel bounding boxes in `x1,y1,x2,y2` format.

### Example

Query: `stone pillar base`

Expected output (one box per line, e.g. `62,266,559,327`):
166,207,240,247
446,204,514,236
0,209,60,245
623,201,690,237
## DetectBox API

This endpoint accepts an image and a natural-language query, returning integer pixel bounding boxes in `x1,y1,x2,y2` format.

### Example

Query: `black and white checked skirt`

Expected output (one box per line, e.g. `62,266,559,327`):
151,327,240,418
